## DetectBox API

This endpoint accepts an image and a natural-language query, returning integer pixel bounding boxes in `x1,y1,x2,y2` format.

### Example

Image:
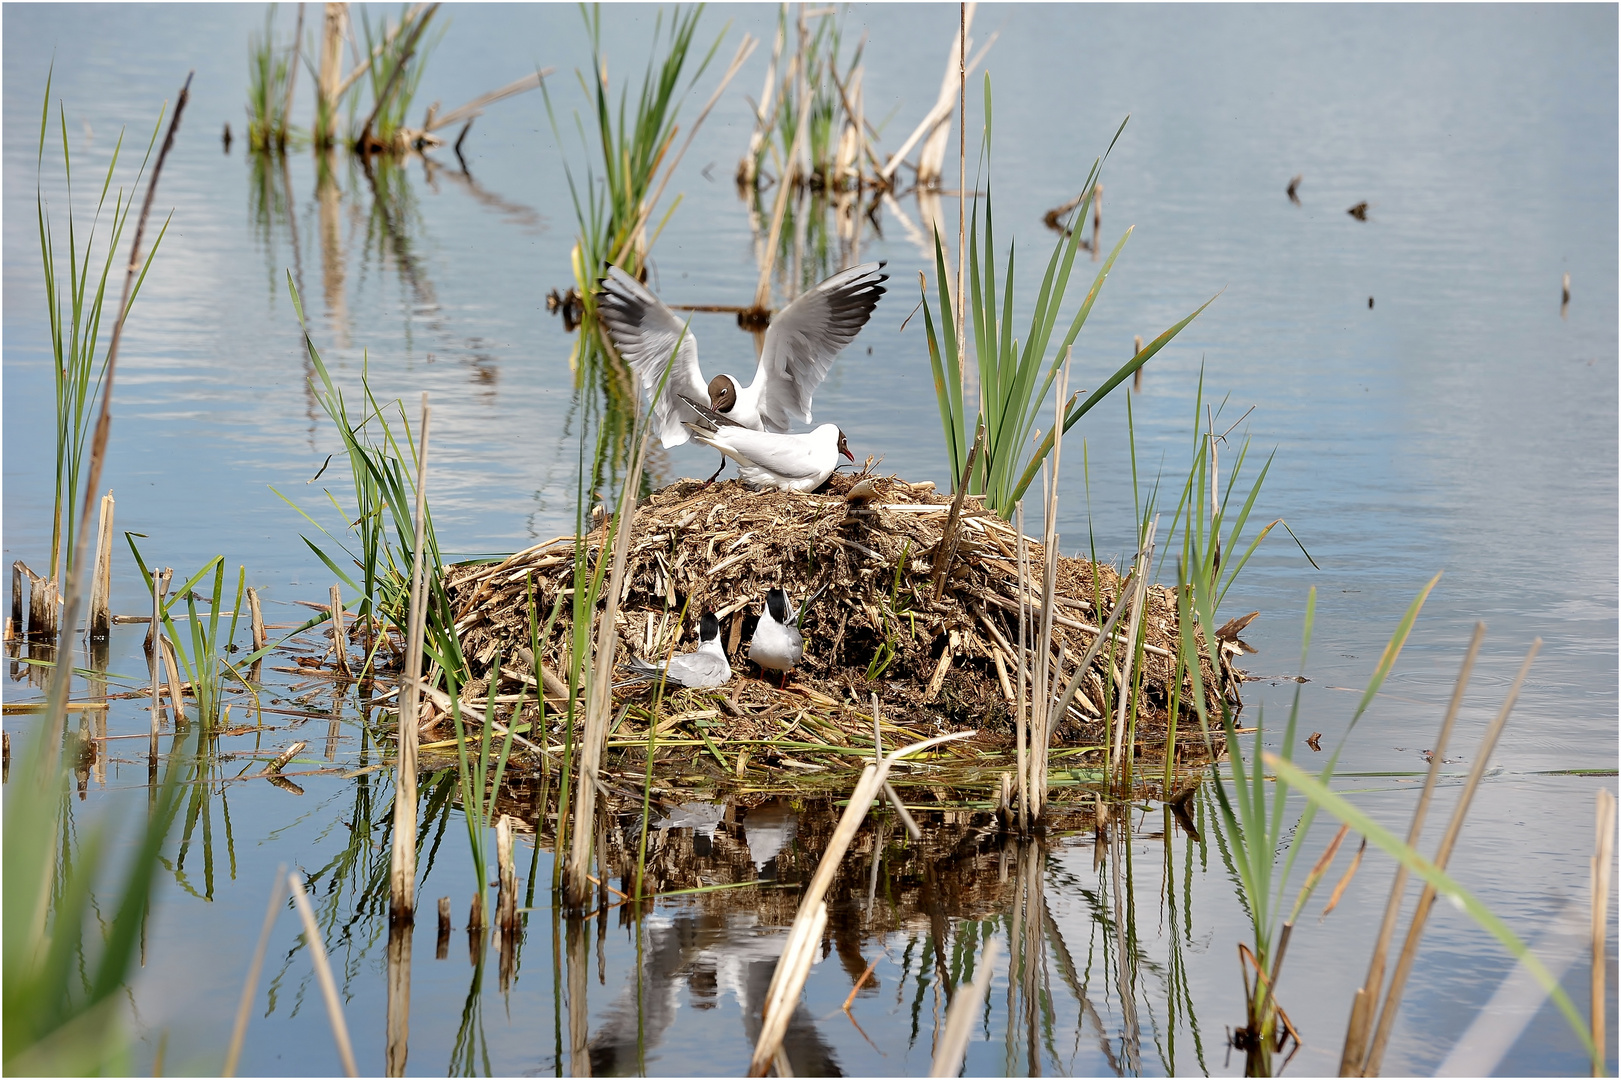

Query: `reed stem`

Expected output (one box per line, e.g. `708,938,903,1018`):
1592,788,1615,1078
223,866,287,1077
1359,639,1540,1077
1340,622,1483,1074
389,394,430,923
289,871,358,1077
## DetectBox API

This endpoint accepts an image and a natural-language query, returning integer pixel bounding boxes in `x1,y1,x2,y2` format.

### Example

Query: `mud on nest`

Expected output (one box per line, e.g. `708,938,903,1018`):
444,472,1238,761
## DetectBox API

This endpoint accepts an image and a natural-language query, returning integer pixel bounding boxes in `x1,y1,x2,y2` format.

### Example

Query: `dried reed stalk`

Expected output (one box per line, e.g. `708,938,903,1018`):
328,584,349,676
88,492,113,640
930,422,983,599
247,586,265,651
929,937,1000,1077
495,813,518,931
882,6,975,183
289,871,358,1076
263,741,306,775
1592,788,1615,1078
148,569,163,752
161,636,186,727
1109,517,1156,788
1031,356,1071,817
752,82,815,311
748,731,972,1076
389,395,431,922
1339,622,1483,1075
564,423,653,909
1015,502,1030,833
38,74,189,778
1357,639,1541,1077
9,561,20,636
223,866,287,1077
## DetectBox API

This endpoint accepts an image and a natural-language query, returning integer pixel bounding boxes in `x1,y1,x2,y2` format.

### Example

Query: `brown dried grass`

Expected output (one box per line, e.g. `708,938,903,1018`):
443,472,1236,768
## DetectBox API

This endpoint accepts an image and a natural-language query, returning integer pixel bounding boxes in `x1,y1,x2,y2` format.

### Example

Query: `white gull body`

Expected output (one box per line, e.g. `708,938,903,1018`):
748,588,804,675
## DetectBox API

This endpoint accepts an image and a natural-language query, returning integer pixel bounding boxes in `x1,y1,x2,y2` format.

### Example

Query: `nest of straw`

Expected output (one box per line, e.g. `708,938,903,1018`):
444,472,1237,759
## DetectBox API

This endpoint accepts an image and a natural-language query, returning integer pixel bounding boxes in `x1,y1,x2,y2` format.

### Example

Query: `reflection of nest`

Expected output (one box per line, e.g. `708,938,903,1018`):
591,795,1085,931
445,473,1236,766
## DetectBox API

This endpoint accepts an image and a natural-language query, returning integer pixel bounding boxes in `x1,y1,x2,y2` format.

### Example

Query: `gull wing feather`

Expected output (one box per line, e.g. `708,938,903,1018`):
598,266,709,448
752,261,888,431
664,650,731,688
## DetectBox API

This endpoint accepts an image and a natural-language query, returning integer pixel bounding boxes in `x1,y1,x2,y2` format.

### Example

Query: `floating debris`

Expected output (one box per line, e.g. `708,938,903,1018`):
1287,173,1302,205
1347,201,1369,221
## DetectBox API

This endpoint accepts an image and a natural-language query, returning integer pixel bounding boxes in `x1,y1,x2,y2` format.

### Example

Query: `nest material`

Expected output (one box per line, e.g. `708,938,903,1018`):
444,473,1237,757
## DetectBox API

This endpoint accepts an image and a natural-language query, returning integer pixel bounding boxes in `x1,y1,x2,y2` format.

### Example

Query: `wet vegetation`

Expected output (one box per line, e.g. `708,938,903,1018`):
3,4,1614,1078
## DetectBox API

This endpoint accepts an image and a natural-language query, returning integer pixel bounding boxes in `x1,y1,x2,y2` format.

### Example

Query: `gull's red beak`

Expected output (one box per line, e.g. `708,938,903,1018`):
837,432,854,461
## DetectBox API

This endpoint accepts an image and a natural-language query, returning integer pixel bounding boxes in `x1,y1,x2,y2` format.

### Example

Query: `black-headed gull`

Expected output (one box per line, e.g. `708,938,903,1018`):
681,397,852,493
597,262,888,449
623,612,733,689
748,587,804,684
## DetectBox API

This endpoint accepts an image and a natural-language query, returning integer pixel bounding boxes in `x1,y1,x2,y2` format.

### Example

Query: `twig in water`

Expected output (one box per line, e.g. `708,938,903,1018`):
261,741,307,775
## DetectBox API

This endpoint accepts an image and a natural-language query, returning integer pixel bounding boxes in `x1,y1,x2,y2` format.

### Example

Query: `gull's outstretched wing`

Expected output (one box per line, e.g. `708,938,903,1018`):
752,261,887,432
598,266,709,448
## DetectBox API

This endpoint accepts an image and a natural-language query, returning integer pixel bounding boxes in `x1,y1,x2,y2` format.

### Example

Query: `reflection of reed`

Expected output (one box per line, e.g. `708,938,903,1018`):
385,919,411,1076
315,147,350,349
566,914,591,1076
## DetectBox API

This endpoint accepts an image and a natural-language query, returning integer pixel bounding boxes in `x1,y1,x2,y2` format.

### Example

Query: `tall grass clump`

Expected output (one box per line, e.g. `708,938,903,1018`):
2,722,192,1073
36,73,168,603
355,3,443,152
922,76,1213,517
246,5,301,152
6,71,190,1076
547,5,749,336
278,274,467,688
124,544,250,730
740,5,865,192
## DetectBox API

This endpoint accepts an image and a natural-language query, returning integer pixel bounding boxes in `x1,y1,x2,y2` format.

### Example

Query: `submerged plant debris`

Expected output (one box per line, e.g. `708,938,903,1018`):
444,472,1237,773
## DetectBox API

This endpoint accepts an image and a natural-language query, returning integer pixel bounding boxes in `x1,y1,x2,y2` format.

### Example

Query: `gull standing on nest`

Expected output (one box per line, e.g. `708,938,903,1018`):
596,261,888,455
622,612,732,689
681,397,853,493
749,588,804,687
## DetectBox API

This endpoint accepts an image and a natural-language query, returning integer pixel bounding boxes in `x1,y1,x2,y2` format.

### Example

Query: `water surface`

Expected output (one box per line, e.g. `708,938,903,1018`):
3,4,1615,1075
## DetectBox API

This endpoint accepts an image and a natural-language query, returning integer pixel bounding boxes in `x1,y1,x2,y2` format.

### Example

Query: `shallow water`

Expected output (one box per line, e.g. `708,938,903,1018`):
3,3,1617,1076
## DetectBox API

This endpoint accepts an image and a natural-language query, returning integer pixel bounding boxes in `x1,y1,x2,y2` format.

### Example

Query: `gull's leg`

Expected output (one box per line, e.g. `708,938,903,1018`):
704,453,727,485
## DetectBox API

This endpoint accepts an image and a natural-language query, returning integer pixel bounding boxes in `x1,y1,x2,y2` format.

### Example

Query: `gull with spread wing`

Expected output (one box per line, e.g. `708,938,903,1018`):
597,261,888,449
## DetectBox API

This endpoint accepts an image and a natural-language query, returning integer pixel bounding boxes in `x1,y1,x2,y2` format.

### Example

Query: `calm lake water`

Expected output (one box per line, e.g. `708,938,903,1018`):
3,3,1616,1076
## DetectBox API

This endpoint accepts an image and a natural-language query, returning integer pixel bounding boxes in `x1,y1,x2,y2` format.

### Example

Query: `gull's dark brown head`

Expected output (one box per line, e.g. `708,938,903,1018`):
836,429,854,461
707,374,737,412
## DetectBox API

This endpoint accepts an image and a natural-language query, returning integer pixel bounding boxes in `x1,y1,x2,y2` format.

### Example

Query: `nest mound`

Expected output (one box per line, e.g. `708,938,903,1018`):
445,473,1235,761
